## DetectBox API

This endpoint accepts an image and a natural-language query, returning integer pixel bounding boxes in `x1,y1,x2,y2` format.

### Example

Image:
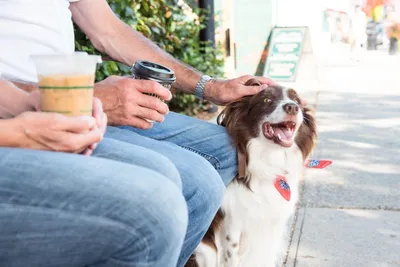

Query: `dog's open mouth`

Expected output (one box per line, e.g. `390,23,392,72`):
263,121,296,147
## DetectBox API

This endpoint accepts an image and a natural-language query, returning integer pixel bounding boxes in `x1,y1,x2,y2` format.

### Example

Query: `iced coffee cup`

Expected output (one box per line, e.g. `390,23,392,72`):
31,53,101,117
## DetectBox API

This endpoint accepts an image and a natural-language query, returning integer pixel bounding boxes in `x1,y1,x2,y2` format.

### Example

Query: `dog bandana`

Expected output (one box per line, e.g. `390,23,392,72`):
305,159,332,169
274,176,291,201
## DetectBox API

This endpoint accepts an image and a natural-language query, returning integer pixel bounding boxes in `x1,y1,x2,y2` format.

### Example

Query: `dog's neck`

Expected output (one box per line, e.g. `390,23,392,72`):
244,136,304,191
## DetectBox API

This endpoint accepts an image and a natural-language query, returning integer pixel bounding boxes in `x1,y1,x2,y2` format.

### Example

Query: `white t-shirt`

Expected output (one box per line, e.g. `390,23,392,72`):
0,0,78,82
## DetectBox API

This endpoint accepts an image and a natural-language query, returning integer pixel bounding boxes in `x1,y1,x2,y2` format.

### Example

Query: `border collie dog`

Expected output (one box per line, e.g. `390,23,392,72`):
186,79,317,267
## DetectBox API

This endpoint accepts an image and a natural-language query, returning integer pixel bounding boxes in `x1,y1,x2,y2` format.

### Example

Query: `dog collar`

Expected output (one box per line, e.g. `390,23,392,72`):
237,151,247,179
274,176,291,201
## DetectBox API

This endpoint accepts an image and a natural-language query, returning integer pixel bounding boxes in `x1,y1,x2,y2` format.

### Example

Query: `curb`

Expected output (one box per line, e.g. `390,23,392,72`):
284,207,306,267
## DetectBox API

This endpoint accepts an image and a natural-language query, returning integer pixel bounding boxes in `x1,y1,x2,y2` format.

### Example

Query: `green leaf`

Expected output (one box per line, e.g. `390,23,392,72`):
142,1,149,13
151,26,161,35
125,7,134,17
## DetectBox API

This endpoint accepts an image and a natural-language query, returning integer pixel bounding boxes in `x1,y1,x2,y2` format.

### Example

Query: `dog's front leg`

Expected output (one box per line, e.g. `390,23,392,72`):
193,242,218,267
220,219,242,267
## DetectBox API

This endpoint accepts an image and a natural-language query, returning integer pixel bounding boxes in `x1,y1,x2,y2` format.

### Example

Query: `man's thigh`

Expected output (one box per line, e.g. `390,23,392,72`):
105,126,226,189
0,145,184,229
94,136,182,189
0,146,187,267
118,112,237,185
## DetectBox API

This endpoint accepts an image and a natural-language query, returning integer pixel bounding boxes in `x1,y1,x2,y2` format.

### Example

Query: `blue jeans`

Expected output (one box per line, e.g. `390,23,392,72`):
0,113,237,266
0,138,188,267
109,112,237,266
118,112,237,185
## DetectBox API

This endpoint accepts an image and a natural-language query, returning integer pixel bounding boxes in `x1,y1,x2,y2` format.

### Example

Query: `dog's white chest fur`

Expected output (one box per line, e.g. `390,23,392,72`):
195,137,304,267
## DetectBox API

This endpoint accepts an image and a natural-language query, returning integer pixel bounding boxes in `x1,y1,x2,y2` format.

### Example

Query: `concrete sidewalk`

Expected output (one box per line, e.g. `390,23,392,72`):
284,51,400,267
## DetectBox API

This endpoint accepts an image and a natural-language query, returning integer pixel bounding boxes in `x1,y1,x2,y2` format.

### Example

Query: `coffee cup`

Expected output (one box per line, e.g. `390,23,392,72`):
131,60,176,99
31,53,101,117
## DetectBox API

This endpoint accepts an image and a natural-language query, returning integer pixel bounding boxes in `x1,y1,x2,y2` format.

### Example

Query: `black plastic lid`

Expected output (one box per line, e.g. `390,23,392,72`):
131,60,176,83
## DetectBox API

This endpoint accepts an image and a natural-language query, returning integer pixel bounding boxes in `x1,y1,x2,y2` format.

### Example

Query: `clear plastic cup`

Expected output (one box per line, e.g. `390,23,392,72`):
31,53,102,116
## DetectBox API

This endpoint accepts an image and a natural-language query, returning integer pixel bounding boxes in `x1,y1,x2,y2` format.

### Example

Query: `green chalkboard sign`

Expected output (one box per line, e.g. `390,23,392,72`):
264,27,307,82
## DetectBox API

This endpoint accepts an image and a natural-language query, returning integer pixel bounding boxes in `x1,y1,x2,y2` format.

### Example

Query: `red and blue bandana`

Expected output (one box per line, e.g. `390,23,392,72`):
274,176,291,201
305,159,332,169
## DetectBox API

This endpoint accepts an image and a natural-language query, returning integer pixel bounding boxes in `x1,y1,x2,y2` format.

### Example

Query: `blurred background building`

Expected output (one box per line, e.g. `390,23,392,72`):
210,0,400,78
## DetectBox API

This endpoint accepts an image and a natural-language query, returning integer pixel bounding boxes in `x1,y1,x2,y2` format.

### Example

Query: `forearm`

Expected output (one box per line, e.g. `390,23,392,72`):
70,0,202,93
0,79,35,119
96,25,202,93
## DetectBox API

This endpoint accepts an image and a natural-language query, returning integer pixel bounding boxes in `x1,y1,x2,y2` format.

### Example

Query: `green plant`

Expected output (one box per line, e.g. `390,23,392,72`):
74,0,225,115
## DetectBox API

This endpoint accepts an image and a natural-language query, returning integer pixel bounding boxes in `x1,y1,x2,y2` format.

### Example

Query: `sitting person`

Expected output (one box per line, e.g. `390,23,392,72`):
0,1,275,266
0,79,188,267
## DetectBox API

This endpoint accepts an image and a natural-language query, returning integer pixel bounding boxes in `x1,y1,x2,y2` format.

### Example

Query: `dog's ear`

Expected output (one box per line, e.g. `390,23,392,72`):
217,93,253,187
217,98,249,128
296,106,317,159
217,78,265,188
217,78,262,127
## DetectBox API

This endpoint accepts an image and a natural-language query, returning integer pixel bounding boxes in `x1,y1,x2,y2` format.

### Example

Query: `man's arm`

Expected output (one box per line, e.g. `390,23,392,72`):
70,0,202,94
70,0,275,115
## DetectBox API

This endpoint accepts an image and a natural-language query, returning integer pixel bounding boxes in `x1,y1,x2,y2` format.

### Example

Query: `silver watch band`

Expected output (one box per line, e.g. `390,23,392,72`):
194,75,214,100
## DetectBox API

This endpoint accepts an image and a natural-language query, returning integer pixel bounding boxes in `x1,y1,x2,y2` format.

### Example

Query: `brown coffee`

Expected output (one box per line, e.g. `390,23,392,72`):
38,74,95,116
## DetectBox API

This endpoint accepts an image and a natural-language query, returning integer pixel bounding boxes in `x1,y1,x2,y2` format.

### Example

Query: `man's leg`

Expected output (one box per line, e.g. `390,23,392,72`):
94,137,182,189
0,144,187,267
105,126,226,267
119,112,238,185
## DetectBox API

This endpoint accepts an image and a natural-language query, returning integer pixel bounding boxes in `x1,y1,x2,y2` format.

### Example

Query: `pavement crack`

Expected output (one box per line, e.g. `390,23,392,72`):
293,207,307,267
303,205,400,212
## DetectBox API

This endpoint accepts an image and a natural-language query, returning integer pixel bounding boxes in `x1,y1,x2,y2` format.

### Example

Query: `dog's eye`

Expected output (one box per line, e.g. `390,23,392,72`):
264,98,272,103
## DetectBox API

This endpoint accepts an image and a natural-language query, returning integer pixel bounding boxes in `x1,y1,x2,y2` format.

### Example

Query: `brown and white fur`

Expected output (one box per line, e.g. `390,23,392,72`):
185,79,317,267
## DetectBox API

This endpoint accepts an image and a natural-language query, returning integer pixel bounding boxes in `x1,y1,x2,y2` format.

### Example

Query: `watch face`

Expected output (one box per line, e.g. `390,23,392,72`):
202,75,212,82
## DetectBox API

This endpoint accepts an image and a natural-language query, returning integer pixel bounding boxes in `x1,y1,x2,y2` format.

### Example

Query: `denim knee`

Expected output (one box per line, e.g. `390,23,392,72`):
182,153,225,224
143,152,182,190
176,154,225,266
94,137,182,190
107,174,188,266
198,161,225,215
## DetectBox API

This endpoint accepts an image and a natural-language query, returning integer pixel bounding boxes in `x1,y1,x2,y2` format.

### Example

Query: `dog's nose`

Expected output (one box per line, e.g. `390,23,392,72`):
283,103,299,115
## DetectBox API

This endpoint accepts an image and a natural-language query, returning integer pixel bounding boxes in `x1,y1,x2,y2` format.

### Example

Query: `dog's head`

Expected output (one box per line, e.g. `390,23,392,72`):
217,79,317,173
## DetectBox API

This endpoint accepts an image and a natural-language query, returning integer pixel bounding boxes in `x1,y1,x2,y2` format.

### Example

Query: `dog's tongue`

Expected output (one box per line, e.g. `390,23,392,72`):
274,127,294,141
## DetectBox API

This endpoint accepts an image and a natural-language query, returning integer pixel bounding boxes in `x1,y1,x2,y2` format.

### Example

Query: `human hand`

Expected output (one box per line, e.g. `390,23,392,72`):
94,76,171,129
203,75,309,108
83,97,108,156
11,112,103,154
24,93,107,156
203,75,276,105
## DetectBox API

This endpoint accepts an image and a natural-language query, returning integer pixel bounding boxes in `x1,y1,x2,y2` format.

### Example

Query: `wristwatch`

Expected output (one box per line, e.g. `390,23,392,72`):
194,75,214,100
